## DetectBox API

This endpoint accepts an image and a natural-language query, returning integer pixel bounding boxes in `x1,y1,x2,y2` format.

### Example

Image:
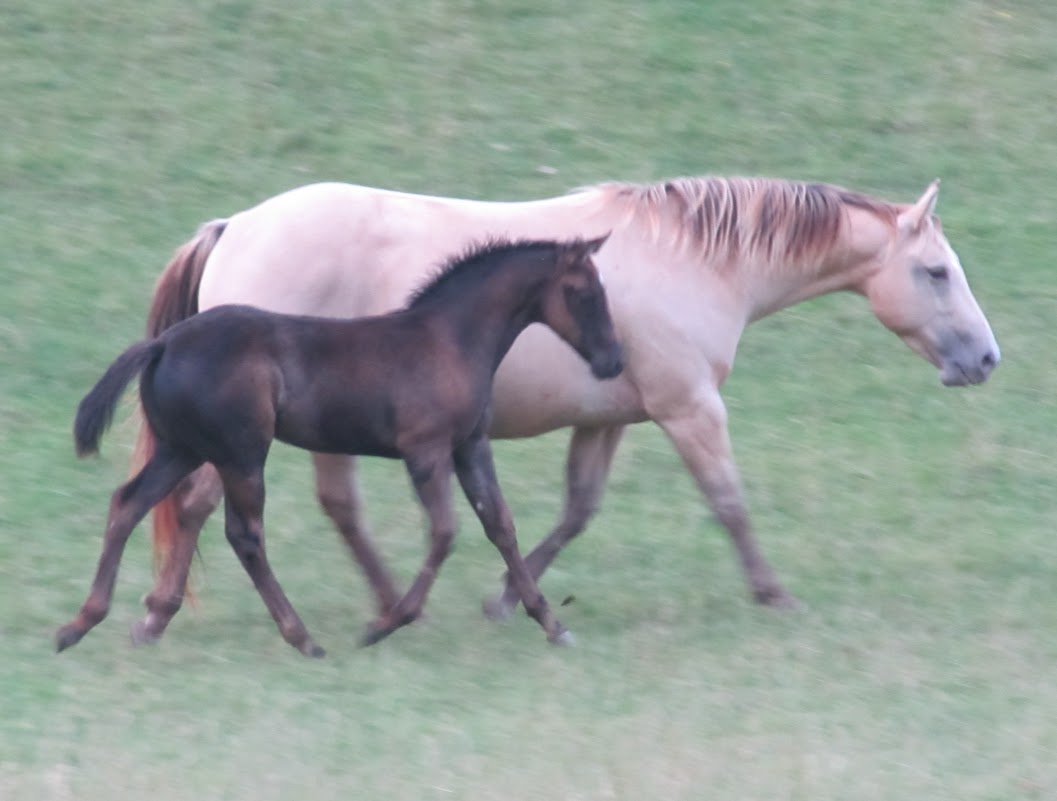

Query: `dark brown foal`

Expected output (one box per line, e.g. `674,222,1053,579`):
58,236,622,656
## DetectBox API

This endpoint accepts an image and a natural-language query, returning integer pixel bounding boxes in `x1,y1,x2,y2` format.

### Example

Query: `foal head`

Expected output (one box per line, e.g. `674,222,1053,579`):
861,181,1000,386
540,235,624,380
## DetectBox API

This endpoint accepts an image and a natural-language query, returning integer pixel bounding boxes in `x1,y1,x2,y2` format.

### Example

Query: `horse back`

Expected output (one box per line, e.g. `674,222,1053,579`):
268,311,482,458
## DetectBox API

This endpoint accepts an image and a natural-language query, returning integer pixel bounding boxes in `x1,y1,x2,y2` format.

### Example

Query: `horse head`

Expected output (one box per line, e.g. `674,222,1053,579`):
542,234,624,380
862,181,999,386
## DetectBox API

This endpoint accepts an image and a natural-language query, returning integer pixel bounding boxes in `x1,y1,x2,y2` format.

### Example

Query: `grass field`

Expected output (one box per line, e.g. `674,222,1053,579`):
3,1,1057,798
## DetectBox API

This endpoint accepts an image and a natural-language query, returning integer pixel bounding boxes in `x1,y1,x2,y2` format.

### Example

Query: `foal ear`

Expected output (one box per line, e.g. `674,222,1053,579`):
560,232,611,270
583,232,611,254
897,179,941,235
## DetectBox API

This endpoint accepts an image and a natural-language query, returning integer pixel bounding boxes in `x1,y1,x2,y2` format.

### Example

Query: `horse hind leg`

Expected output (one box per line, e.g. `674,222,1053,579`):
484,425,624,621
362,452,456,647
56,447,202,652
219,466,325,658
131,463,224,646
312,453,401,615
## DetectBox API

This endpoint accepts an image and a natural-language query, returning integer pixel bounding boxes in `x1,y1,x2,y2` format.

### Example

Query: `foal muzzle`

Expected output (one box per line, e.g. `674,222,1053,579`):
590,344,625,380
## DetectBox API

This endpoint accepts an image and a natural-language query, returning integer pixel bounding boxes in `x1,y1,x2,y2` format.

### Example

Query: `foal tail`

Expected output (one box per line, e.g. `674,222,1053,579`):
75,340,164,457
131,220,226,579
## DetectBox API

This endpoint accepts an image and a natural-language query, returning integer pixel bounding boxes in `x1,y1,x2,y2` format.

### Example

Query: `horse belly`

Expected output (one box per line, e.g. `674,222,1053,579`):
274,389,404,459
488,327,646,439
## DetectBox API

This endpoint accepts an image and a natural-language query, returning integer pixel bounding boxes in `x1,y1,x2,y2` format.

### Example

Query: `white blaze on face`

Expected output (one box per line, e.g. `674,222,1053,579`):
942,237,1000,360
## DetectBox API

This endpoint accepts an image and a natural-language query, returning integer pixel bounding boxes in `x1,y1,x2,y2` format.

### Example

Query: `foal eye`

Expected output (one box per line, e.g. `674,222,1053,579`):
564,285,595,314
924,265,949,281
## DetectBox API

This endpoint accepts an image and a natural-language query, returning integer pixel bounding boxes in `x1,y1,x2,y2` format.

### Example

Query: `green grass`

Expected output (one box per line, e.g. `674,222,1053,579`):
3,1,1056,798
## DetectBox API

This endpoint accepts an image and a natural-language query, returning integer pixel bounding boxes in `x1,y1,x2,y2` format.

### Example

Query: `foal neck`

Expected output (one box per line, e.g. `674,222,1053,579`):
410,245,556,372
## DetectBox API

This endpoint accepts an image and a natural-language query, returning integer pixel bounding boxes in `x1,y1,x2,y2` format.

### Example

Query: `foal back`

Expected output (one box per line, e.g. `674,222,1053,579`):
144,304,474,462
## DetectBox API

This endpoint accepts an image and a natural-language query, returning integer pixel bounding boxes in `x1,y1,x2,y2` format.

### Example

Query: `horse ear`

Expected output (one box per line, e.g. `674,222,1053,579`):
897,179,941,235
585,232,611,254
560,233,611,270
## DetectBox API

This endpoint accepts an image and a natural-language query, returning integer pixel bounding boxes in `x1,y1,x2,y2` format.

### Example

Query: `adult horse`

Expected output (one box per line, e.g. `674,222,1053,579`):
137,176,999,630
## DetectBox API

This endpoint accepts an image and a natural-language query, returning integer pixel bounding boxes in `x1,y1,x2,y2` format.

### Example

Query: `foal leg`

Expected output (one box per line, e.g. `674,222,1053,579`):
219,466,325,658
361,452,455,646
132,464,224,645
484,424,625,621
312,453,401,615
56,448,201,652
656,392,796,608
456,436,570,645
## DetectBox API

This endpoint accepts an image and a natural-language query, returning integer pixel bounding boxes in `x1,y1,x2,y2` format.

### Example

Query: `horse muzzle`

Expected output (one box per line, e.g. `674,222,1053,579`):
940,346,1000,386
590,344,625,380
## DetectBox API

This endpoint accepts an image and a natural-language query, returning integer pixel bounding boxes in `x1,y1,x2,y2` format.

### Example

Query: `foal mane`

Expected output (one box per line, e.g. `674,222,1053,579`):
596,176,899,271
405,237,561,309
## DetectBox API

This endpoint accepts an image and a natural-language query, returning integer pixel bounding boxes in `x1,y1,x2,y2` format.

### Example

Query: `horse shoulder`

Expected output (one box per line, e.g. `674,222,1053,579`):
609,265,744,417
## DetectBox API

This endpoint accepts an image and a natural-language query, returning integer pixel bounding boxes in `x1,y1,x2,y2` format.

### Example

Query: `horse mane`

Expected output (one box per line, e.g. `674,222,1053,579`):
595,176,899,270
405,237,560,309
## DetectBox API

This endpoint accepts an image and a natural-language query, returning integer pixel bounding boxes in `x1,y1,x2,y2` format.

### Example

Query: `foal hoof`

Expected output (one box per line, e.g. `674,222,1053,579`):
55,624,85,653
753,586,801,610
300,641,327,659
482,593,515,622
360,621,394,648
548,629,576,647
129,620,160,648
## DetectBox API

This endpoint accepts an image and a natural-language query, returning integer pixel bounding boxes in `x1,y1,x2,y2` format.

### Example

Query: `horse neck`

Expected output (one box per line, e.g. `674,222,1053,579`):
740,205,894,322
418,256,550,374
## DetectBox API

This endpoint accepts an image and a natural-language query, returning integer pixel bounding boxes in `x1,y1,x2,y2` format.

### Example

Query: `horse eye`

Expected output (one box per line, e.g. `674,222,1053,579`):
564,284,596,313
925,265,949,281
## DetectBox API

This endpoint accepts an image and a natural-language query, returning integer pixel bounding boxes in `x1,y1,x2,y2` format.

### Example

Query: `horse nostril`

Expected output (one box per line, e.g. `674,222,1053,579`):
981,350,997,369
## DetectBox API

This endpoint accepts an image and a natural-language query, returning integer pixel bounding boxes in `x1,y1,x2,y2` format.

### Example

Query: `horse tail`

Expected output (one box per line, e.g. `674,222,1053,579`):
134,219,225,585
75,340,164,457
146,219,227,336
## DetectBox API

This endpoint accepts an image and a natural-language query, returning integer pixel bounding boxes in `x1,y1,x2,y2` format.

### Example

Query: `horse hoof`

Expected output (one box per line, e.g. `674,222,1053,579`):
55,625,84,653
754,587,802,610
360,622,393,648
301,641,326,658
482,594,515,622
548,629,576,647
129,620,160,647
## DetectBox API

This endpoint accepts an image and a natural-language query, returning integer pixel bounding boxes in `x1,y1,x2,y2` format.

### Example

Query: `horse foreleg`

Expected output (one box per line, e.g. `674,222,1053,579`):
57,448,201,652
484,424,625,621
657,394,797,608
312,452,401,615
132,464,223,646
219,467,325,658
362,452,455,646
457,436,570,645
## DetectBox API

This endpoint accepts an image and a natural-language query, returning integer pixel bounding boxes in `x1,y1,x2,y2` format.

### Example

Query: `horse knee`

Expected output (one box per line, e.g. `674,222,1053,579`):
559,492,600,540
316,486,353,522
81,598,111,627
145,592,183,618
177,490,221,530
225,527,262,559
483,523,519,551
431,528,456,561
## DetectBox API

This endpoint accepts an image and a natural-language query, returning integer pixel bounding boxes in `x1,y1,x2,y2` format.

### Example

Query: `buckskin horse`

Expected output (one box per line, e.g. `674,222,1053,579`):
135,176,999,627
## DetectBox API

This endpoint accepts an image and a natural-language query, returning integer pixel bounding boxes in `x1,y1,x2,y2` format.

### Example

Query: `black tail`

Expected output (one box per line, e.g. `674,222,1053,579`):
74,340,165,457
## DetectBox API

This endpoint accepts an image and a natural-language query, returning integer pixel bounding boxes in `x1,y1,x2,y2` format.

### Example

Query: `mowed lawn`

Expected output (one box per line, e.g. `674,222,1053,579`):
3,1,1056,799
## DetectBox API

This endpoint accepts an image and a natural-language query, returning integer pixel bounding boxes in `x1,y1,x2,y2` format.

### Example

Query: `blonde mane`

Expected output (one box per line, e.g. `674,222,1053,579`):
595,176,899,271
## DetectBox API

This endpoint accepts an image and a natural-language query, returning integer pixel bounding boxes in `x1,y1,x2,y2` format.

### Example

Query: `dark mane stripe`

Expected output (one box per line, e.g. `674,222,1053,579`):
597,176,899,270
405,237,560,309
